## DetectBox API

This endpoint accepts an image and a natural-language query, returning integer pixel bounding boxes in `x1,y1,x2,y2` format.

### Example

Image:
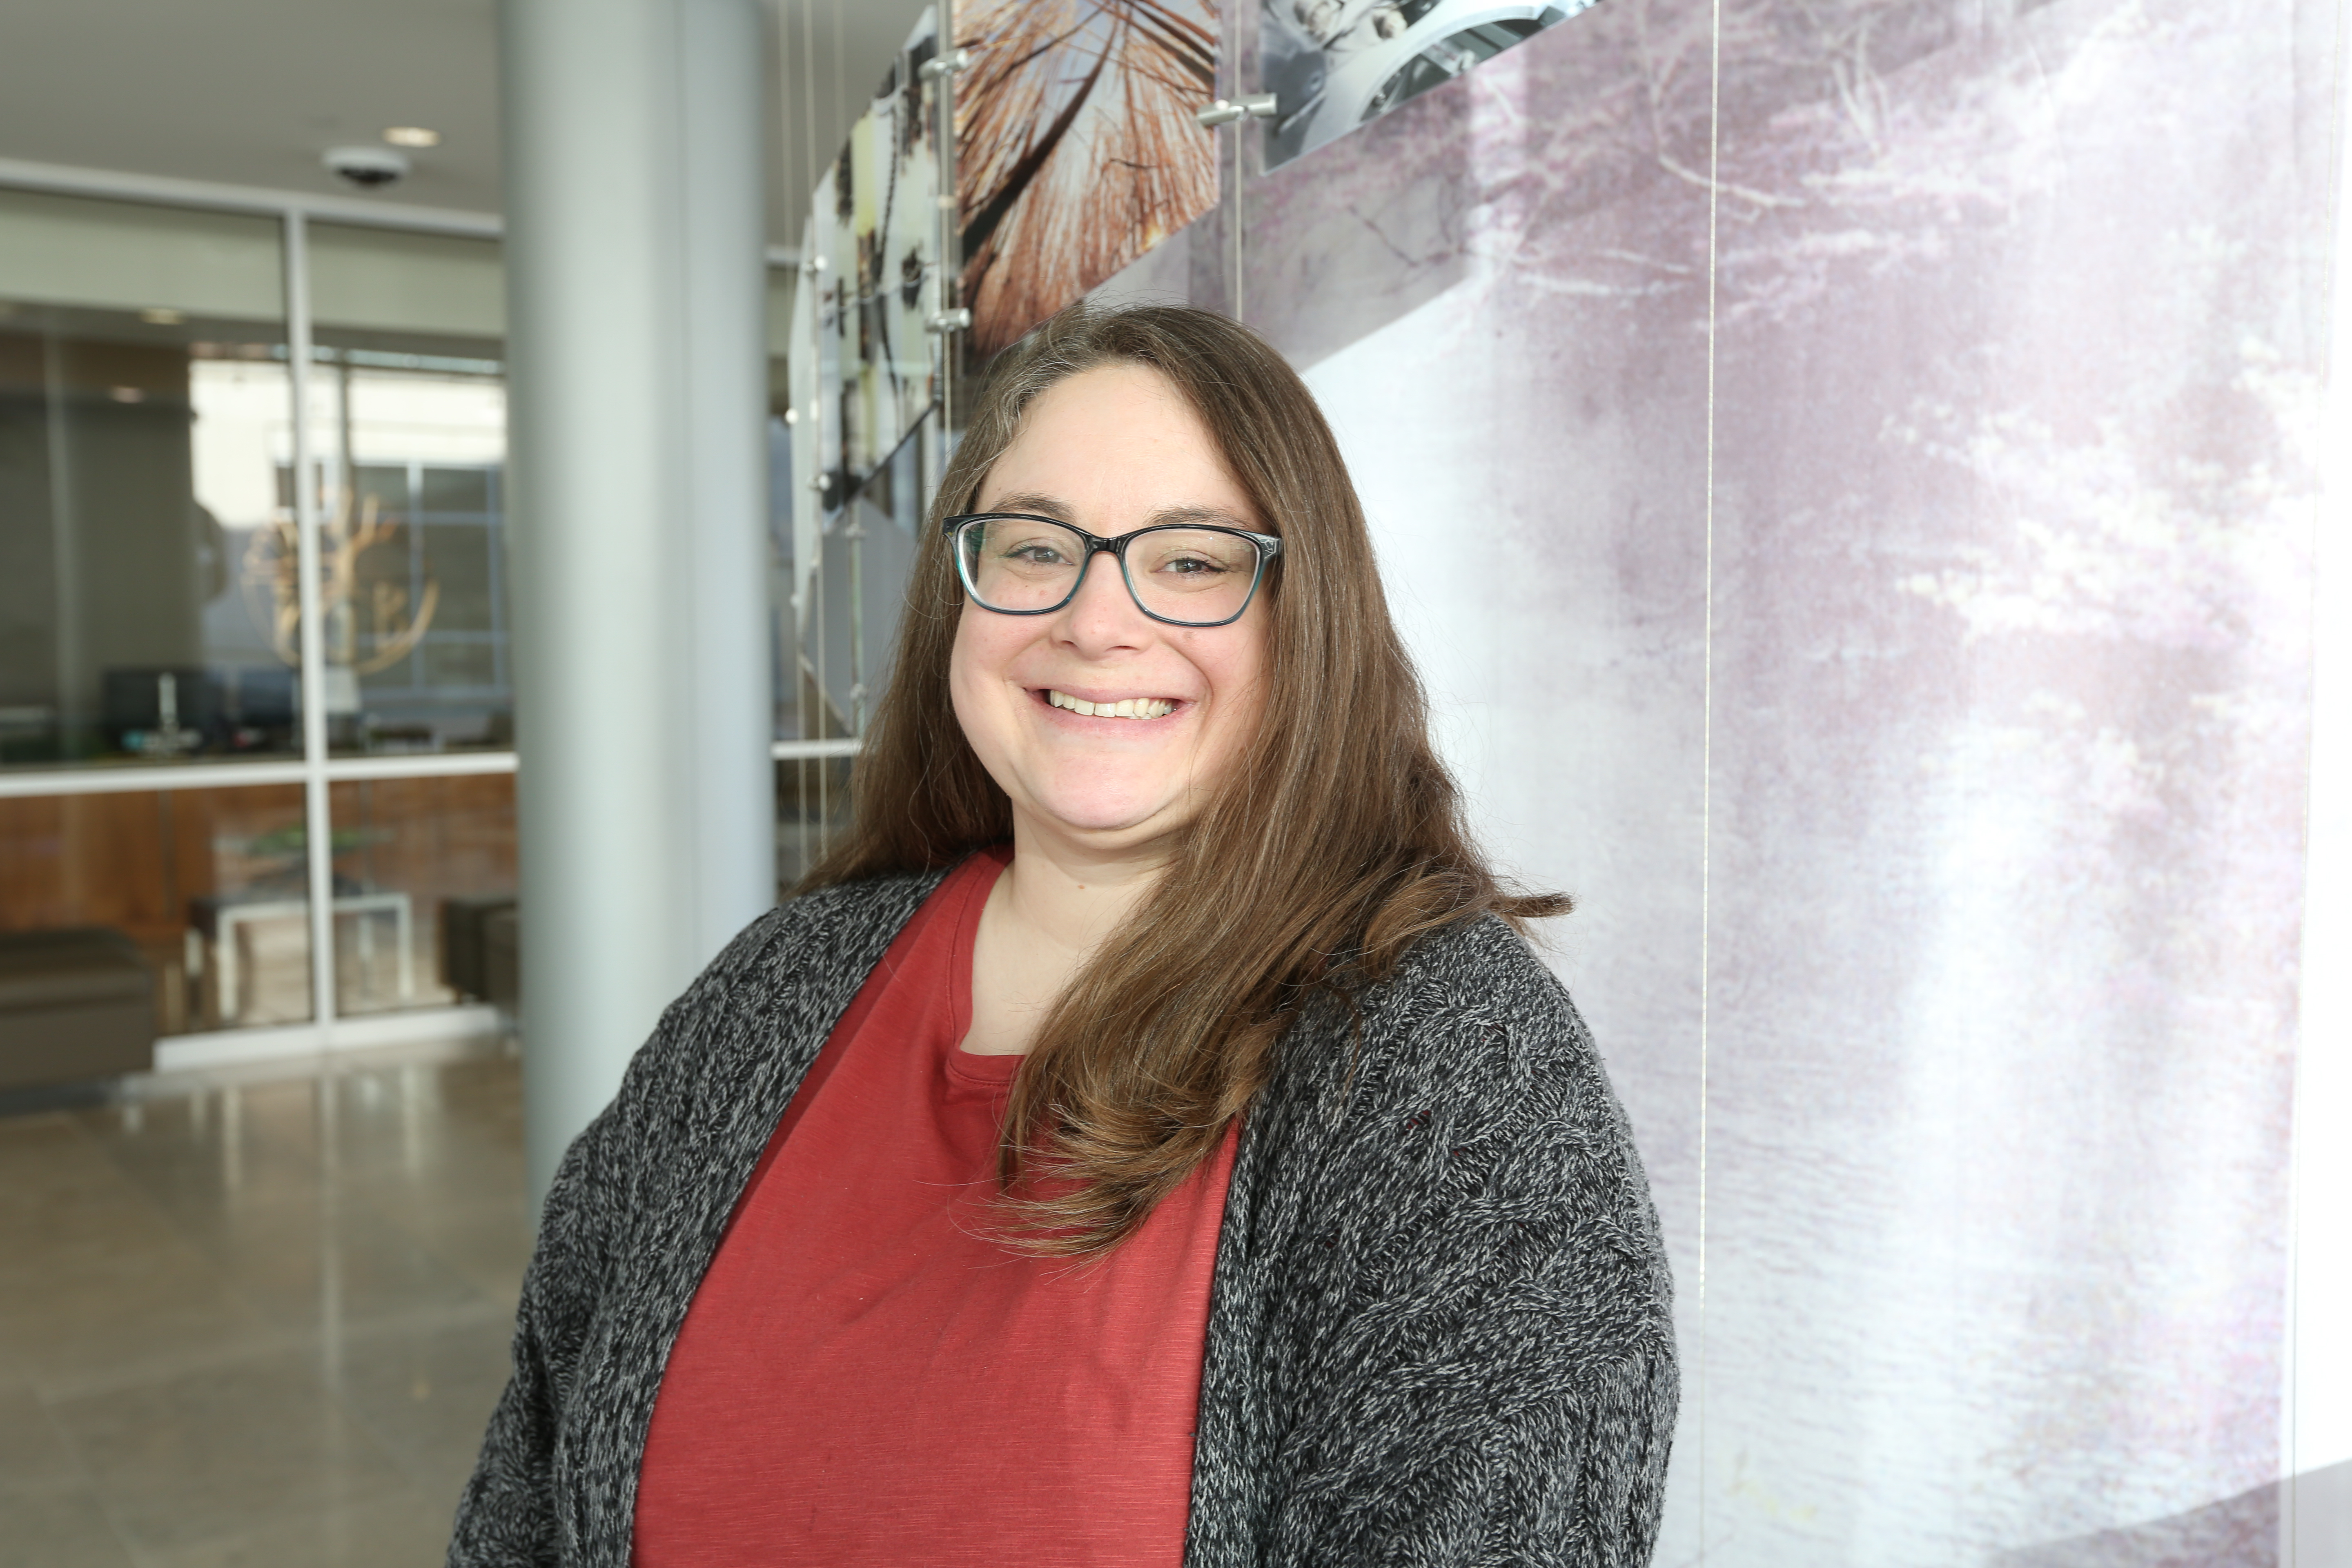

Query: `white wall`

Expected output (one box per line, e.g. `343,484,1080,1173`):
0,185,281,319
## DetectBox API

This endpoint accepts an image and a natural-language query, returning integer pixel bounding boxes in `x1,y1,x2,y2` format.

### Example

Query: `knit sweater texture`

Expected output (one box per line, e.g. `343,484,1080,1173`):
448,867,1678,1566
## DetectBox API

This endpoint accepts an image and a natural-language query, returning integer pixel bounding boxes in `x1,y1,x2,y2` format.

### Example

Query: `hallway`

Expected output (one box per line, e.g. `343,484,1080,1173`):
0,1050,528,1566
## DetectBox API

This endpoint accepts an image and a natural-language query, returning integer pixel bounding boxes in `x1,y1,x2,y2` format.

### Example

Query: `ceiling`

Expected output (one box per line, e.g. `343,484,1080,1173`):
0,0,931,249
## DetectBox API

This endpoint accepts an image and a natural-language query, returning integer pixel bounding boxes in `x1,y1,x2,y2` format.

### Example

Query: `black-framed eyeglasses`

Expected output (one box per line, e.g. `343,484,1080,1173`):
943,512,1283,628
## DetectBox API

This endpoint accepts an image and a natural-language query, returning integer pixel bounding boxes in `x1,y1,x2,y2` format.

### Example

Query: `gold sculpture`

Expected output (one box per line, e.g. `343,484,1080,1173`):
239,484,441,675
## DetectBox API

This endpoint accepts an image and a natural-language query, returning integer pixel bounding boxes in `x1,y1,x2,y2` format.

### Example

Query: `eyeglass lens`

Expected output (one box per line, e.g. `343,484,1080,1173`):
957,518,1263,625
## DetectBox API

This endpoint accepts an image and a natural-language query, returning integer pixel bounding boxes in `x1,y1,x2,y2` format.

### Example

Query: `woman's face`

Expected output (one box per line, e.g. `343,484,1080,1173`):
950,363,1271,856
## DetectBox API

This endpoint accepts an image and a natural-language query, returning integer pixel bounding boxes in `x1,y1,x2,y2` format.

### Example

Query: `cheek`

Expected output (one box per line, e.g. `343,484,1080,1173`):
1191,624,1272,756
949,606,1036,762
947,611,996,731
952,599,1033,671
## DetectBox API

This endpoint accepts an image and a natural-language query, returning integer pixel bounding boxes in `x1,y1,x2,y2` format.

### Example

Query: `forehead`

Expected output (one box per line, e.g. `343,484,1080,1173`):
979,364,1259,526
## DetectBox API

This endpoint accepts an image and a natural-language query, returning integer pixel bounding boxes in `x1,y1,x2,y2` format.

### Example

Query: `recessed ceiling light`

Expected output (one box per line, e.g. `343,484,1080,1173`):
140,307,186,325
109,387,146,404
382,126,441,148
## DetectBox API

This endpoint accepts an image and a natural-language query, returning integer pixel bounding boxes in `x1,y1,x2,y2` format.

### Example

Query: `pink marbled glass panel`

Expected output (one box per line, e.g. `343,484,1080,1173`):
1240,0,2330,1558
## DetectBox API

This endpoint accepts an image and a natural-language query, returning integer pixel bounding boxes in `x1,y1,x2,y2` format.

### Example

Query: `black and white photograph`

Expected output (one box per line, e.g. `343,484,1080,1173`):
1258,0,1596,169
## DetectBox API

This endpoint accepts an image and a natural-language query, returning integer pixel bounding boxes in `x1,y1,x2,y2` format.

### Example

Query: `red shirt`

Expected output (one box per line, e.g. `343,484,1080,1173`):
634,849,1239,1567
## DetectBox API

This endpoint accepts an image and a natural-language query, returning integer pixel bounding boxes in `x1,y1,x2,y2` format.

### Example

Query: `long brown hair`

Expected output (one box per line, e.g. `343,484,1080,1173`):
803,302,1564,1256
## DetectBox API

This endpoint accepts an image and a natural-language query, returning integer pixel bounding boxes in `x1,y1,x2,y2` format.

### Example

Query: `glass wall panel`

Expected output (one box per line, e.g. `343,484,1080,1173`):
0,190,296,772
303,225,512,757
772,423,925,896
780,418,933,746
768,267,801,748
1234,0,2333,1551
776,755,854,893
0,783,312,1034
817,427,927,739
323,774,516,1017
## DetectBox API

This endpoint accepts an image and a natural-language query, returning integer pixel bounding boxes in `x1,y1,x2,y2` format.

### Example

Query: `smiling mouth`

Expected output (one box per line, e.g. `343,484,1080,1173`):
1043,688,1178,719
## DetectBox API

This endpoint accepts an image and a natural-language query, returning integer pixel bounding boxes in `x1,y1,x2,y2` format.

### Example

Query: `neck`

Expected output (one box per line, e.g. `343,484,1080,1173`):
999,812,1171,961
962,811,1175,1057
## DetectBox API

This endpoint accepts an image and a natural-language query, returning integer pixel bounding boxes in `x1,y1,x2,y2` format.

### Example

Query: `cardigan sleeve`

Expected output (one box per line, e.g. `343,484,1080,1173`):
438,884,934,1567
439,907,773,1567
445,1086,632,1567
1252,998,1680,1567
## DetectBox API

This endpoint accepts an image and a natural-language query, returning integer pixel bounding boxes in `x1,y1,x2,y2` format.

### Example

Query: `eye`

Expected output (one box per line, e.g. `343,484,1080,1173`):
980,523,1081,568
1135,529,1254,584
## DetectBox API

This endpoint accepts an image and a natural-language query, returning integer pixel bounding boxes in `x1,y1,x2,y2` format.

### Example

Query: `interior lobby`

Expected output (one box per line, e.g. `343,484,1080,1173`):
3,0,2349,1563
2,1,898,1559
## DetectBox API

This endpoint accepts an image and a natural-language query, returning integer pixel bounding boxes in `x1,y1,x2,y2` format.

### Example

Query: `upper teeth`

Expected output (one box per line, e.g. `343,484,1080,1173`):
1049,690,1176,719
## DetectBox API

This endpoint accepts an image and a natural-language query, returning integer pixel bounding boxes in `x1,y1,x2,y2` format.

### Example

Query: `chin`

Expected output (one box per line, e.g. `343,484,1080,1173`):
1026,779,1184,837
1035,800,1172,837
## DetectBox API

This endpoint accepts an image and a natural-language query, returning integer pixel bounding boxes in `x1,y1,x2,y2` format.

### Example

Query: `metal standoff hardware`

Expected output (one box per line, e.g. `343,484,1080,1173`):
927,307,973,333
1194,93,1277,127
918,48,971,81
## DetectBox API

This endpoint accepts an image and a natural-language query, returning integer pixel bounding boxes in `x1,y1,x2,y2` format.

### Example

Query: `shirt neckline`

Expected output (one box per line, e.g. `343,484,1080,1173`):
946,846,1022,1085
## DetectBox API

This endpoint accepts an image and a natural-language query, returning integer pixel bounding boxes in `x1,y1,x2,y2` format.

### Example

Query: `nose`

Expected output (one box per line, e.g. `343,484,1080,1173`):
1053,545,1151,655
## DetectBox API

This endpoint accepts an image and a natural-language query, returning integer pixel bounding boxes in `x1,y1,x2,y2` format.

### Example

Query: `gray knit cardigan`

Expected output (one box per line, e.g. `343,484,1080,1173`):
449,867,1677,1566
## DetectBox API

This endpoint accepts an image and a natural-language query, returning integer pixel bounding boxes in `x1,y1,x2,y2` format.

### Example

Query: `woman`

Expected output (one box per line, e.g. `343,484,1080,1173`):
452,303,1676,1566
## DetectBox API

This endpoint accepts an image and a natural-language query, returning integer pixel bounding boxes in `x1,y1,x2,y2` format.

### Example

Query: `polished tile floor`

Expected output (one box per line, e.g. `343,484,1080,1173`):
0,1048,531,1567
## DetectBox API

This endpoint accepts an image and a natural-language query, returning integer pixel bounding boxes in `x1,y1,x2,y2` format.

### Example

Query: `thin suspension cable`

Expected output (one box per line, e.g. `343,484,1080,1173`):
1697,0,1723,1550
1232,4,1244,324
802,2,820,212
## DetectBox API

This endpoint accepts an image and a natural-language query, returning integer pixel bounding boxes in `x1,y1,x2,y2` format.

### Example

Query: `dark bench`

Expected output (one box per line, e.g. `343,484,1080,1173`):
441,895,519,1015
0,928,157,1093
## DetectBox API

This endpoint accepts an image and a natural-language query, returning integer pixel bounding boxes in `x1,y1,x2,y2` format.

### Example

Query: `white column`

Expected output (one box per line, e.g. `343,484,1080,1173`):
678,0,779,967
282,214,340,1046
499,0,775,1205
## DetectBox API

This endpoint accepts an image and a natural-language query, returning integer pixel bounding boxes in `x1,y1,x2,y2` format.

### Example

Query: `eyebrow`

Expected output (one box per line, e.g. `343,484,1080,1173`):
984,490,1076,522
981,491,1264,534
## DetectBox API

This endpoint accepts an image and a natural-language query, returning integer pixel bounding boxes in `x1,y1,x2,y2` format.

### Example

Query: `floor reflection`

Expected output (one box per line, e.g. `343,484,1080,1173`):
0,1046,528,1566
